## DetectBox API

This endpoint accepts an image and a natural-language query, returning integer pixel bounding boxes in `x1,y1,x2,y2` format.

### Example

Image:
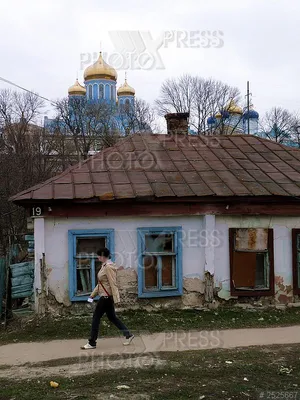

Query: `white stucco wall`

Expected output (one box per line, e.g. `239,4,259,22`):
43,216,206,304
36,214,300,306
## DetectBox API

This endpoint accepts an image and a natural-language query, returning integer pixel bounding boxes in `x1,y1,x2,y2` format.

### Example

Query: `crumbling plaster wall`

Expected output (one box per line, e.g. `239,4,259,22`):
215,216,299,304
34,214,300,314
42,215,207,311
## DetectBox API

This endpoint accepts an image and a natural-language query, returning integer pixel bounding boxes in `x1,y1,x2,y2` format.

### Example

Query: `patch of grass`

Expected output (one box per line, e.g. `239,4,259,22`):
0,345,300,399
0,307,300,345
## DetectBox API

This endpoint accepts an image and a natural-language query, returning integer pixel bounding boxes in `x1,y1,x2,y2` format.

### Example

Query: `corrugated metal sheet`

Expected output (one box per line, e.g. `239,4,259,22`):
235,228,268,251
10,261,34,299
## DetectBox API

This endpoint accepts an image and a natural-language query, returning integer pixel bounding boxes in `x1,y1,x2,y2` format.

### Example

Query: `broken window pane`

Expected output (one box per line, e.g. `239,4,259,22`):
144,255,158,289
76,259,92,294
75,236,106,295
76,237,106,257
145,234,174,253
232,229,270,291
255,253,269,288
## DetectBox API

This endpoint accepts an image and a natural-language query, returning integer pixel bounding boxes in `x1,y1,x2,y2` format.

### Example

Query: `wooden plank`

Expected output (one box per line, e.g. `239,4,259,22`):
12,291,33,300
10,262,34,278
11,276,33,286
39,201,300,217
232,252,257,288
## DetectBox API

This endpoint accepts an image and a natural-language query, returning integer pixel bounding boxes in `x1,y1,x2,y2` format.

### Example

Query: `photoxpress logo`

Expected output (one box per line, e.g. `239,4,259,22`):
108,31,165,71
80,30,224,71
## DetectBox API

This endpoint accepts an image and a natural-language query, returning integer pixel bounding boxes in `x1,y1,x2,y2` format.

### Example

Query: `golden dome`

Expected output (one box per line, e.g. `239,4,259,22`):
215,111,222,118
84,52,117,81
68,79,86,96
226,100,243,115
117,78,135,96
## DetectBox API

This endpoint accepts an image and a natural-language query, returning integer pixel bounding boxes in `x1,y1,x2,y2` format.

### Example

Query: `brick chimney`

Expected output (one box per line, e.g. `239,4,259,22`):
165,112,189,135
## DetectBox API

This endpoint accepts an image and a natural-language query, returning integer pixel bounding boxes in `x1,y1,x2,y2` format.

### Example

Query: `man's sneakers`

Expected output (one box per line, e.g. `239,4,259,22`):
80,342,96,350
123,335,135,346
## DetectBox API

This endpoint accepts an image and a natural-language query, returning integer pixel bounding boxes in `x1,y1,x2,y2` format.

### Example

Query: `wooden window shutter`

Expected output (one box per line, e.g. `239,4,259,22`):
232,251,257,288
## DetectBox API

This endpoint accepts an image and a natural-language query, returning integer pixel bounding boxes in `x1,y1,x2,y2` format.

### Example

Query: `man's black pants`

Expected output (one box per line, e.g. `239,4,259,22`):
89,296,131,346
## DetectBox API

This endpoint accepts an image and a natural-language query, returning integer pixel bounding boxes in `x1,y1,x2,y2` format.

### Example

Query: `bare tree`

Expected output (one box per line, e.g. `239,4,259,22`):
54,97,121,159
0,90,44,153
0,90,65,255
260,107,295,143
49,130,79,170
192,78,241,135
155,74,241,135
155,74,196,116
290,117,300,147
117,98,157,135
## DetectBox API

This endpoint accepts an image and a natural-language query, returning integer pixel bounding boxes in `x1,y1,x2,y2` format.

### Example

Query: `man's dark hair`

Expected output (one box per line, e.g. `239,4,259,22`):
97,247,111,258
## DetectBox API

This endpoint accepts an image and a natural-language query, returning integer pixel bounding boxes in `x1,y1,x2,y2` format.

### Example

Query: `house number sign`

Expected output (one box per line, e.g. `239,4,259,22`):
30,206,43,217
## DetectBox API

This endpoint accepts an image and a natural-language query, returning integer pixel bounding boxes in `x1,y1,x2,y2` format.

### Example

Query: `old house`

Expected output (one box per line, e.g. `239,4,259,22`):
10,113,300,313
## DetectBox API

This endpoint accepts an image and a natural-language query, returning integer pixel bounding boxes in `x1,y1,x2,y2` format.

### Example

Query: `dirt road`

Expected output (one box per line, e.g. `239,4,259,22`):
1,325,300,367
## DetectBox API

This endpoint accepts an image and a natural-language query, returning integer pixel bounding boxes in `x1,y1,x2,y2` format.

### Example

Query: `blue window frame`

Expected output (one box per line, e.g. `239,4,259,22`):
111,85,114,101
88,85,92,100
137,227,183,298
125,98,130,112
68,229,114,301
105,84,110,100
99,84,104,99
93,84,98,99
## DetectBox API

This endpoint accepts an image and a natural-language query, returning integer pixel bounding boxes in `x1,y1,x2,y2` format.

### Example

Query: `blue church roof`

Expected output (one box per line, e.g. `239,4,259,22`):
207,116,216,125
243,109,259,119
221,110,230,119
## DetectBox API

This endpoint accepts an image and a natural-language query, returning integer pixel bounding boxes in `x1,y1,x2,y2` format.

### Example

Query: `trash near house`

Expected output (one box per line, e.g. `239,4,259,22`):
10,261,34,300
10,113,300,313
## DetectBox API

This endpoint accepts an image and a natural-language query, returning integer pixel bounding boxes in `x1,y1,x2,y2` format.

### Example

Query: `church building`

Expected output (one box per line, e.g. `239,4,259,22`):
44,52,136,132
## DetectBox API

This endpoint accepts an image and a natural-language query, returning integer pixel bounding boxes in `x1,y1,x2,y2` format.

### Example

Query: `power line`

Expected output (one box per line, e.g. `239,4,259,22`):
0,76,56,105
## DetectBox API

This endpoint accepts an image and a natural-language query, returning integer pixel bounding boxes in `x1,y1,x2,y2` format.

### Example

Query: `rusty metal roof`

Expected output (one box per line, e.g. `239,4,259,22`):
10,133,300,203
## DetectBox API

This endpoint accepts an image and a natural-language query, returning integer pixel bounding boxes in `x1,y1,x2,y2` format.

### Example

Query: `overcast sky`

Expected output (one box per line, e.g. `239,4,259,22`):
0,0,299,125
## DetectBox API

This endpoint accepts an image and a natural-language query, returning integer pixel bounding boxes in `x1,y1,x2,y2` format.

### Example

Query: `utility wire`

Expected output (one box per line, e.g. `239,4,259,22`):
0,76,56,105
